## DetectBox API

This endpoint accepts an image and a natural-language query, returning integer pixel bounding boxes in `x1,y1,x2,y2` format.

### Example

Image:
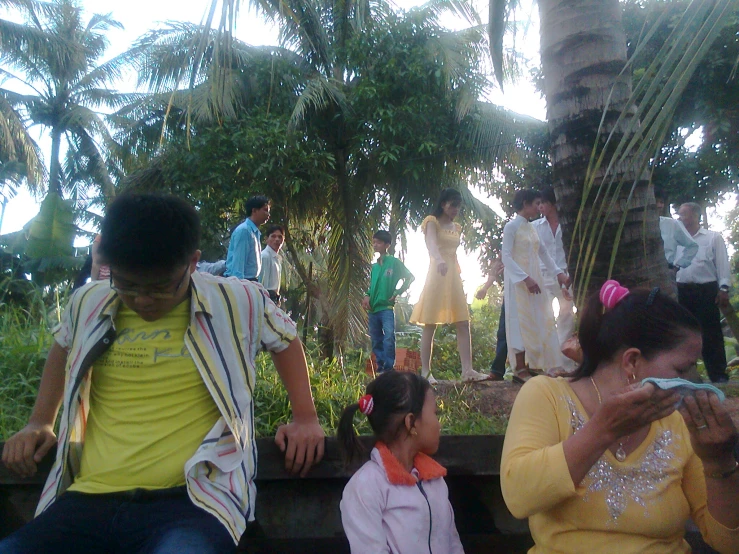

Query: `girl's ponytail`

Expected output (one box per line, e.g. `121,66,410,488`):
337,403,365,468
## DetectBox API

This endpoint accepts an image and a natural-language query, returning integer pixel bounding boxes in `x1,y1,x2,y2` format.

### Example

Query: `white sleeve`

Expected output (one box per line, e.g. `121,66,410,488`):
713,233,731,288
340,472,391,554
502,220,529,283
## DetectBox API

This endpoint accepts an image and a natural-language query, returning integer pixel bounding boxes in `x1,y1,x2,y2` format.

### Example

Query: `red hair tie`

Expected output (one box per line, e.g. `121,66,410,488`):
600,279,629,309
358,394,374,416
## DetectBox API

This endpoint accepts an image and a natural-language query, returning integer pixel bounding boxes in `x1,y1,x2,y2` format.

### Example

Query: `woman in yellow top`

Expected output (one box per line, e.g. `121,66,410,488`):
501,280,739,553
410,189,489,384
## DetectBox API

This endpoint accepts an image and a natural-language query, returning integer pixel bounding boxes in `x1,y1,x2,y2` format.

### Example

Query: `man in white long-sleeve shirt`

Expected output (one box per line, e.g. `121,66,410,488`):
676,202,732,383
259,225,285,305
532,188,576,370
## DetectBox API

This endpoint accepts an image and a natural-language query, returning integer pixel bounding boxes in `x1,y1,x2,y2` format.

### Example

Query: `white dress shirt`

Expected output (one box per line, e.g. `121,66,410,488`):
259,246,282,292
659,217,698,268
676,227,731,288
533,217,567,283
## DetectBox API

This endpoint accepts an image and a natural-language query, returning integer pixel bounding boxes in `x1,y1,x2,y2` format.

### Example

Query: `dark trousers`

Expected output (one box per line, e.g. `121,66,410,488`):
490,303,507,377
267,290,281,306
0,487,234,554
369,309,396,372
678,282,728,382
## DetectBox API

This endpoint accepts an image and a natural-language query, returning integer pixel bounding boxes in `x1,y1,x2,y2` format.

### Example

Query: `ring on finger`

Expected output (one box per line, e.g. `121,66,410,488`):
696,424,708,430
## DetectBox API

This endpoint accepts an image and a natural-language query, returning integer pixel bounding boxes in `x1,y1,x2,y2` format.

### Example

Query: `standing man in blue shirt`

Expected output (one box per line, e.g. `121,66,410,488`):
226,196,271,280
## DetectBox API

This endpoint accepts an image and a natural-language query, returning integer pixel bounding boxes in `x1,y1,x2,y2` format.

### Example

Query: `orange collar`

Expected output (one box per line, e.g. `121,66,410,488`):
375,442,447,486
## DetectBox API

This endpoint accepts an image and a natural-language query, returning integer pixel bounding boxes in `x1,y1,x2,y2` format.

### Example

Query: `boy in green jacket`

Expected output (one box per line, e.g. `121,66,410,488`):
362,231,415,373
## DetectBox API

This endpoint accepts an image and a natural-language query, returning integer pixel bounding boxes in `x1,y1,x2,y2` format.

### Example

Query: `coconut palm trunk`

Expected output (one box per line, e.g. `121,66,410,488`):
538,0,673,296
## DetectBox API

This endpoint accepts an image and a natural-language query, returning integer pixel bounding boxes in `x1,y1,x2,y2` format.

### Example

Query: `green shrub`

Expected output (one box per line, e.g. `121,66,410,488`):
0,287,507,440
0,290,61,438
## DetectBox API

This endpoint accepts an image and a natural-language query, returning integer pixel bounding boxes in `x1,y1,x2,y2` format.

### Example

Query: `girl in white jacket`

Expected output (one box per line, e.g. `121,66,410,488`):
338,371,464,554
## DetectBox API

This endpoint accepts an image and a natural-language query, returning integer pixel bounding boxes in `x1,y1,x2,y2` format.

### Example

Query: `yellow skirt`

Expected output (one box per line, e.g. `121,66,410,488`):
410,258,469,325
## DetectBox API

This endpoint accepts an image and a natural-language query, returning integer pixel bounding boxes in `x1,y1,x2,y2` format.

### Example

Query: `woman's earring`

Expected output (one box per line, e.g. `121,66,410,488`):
410,428,418,436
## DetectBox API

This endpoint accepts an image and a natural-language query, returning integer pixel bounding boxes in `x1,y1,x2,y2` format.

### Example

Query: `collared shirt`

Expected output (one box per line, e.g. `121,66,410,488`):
532,218,567,280
676,227,731,288
659,217,698,268
225,219,261,280
259,246,282,293
37,271,297,544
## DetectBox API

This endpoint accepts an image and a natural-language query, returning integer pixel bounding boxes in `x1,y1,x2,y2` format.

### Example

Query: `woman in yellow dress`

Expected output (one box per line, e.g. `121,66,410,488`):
501,281,739,553
410,189,489,384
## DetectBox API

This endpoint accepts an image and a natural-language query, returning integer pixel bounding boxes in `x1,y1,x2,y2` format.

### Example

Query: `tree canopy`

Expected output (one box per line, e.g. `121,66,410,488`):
121,1,541,351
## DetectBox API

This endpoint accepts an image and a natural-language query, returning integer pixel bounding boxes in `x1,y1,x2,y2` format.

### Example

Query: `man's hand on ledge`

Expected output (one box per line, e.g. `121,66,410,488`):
275,419,325,478
2,423,57,479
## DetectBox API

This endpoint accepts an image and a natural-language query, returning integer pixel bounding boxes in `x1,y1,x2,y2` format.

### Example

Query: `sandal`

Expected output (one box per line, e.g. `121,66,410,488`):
527,368,545,377
512,369,531,385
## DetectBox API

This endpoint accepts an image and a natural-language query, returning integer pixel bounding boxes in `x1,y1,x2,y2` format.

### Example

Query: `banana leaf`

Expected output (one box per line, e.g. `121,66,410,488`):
25,192,76,259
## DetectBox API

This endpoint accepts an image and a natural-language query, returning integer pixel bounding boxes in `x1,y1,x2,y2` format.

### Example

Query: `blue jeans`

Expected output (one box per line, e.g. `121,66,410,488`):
0,487,235,554
368,309,395,372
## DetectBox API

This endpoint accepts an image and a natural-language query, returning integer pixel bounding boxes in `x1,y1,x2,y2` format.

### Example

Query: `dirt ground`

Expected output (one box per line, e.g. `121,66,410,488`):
434,379,739,428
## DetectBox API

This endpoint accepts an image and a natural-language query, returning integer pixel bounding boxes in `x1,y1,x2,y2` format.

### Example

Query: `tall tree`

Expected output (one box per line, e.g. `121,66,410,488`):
0,0,130,202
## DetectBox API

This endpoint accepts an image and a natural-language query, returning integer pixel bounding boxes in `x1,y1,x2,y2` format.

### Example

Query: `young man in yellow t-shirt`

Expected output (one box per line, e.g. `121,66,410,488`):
0,194,325,553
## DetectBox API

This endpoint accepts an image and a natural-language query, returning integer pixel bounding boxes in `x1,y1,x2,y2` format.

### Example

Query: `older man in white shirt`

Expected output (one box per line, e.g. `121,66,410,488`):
676,202,732,383
533,188,576,370
259,224,285,305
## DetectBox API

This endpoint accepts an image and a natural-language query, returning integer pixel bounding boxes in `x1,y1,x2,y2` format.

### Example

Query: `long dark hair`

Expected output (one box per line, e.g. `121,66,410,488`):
432,188,462,218
571,287,701,380
337,371,431,467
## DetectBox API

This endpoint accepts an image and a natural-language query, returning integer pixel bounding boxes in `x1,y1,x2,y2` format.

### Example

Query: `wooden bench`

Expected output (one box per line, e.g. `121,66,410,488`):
0,436,720,553
0,435,532,553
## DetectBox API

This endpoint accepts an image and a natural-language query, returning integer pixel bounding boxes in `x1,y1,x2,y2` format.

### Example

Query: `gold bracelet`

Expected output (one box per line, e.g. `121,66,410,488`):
704,461,739,479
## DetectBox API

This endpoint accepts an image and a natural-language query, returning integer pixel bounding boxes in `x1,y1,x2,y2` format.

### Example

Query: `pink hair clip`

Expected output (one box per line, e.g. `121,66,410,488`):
358,394,374,416
600,279,629,309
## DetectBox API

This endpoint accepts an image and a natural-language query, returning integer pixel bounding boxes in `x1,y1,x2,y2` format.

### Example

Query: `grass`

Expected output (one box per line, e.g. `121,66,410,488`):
0,289,508,441
254,349,509,438
0,295,58,439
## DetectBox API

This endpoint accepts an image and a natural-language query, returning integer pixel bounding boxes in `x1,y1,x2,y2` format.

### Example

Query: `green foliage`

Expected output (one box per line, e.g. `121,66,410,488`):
253,344,507,438
122,3,540,351
0,193,83,286
24,193,76,258
0,287,60,439
1,0,129,201
0,290,507,440
622,0,739,206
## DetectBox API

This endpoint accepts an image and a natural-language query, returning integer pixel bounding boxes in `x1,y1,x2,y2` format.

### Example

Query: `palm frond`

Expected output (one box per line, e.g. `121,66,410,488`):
413,0,481,26
288,75,348,129
0,91,45,189
488,0,516,89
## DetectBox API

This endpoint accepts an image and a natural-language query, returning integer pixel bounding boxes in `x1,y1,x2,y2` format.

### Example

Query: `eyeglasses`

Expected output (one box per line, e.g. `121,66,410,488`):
110,267,190,299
